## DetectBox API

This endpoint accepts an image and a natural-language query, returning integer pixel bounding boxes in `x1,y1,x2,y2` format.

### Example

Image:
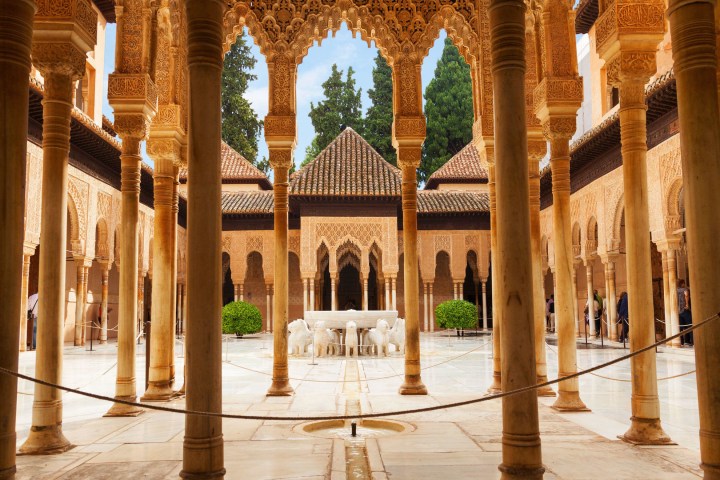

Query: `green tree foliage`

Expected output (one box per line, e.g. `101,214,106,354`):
421,38,474,183
222,301,263,336
303,64,364,166
435,299,478,330
364,53,396,166
221,36,263,165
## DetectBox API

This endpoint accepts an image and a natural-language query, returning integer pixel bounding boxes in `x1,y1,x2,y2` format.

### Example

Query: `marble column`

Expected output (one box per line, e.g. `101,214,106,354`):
661,250,672,342
268,147,293,397
547,136,587,411
100,262,110,344
397,156,427,395
487,162,502,394
607,259,618,341
430,283,435,332
19,68,79,454
363,278,369,311
330,276,337,312
309,281,314,313
234,284,239,302
144,157,178,400
423,283,429,331
586,262,595,336
19,252,32,352
669,1,720,472
181,0,225,476
302,279,308,313
453,282,458,300
391,277,397,311
666,249,681,347
74,261,86,345
616,75,671,445
481,279,488,330
266,284,272,331
572,264,581,337
105,138,145,418
489,0,543,475
0,1,35,474
385,280,391,310
529,142,553,396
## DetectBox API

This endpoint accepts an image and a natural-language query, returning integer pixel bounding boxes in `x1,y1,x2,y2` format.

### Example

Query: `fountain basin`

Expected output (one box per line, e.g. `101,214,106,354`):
295,418,414,439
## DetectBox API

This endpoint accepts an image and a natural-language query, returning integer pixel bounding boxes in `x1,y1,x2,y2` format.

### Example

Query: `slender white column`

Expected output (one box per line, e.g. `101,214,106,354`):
233,283,239,302
429,284,435,332
330,276,337,311
100,262,110,344
302,279,308,313
391,277,397,310
385,280,391,310
586,262,595,336
667,249,681,347
423,283,429,331
482,280,488,330
309,281,314,313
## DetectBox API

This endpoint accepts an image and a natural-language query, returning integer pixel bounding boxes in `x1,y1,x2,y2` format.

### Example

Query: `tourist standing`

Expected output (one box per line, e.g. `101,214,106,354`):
617,292,629,343
27,291,38,350
548,295,555,333
677,279,693,346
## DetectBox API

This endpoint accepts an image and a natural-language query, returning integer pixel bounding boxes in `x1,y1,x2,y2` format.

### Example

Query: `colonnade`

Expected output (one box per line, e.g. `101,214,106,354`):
0,1,719,479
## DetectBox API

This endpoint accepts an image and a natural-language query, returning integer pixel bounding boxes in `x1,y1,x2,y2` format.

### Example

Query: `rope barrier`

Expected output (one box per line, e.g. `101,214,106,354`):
2,313,716,422
545,341,698,383
224,338,493,382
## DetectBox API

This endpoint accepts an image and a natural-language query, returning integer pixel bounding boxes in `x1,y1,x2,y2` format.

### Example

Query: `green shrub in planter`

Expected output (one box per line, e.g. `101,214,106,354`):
222,301,262,337
435,300,478,330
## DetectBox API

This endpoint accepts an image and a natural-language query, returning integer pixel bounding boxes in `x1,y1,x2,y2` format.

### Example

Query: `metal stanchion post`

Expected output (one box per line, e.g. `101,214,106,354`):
89,322,94,352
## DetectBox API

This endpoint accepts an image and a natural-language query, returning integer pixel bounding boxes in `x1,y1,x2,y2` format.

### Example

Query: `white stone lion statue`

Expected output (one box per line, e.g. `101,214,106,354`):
313,321,335,357
389,318,405,354
288,319,312,355
345,321,359,358
328,329,341,356
364,319,390,357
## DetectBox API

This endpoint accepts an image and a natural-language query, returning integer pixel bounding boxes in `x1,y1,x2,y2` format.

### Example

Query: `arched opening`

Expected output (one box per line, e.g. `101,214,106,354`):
433,251,453,312
336,241,362,310
463,250,479,316
244,251,266,323
288,252,303,320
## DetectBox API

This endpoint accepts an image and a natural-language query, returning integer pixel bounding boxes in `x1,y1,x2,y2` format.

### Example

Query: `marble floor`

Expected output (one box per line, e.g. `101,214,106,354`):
13,332,702,479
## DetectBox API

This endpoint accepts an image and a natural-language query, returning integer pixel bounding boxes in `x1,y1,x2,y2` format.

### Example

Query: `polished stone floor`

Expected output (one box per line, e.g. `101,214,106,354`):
13,331,702,479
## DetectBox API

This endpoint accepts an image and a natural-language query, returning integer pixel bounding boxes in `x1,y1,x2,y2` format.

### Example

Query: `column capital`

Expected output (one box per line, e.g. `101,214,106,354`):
533,76,583,125
32,0,98,80
654,237,683,253
264,115,297,146
147,135,184,166
108,74,158,135
269,148,293,171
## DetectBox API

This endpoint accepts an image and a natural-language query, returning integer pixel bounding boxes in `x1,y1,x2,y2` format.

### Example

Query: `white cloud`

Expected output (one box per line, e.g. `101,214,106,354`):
245,85,269,118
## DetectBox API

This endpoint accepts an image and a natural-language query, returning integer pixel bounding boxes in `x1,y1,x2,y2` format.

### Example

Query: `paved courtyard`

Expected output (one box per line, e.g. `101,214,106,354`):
14,332,702,479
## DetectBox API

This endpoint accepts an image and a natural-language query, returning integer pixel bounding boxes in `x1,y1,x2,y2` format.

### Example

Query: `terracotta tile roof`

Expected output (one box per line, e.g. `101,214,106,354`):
290,127,401,197
417,190,489,214
425,143,488,189
221,191,274,215
179,142,272,189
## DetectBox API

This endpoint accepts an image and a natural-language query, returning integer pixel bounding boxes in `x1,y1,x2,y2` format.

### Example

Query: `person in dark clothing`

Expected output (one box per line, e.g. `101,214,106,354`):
617,292,629,343
677,279,693,346
548,295,555,333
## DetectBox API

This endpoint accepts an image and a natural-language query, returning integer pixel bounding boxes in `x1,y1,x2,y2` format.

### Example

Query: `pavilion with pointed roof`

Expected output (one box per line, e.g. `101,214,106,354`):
218,128,491,330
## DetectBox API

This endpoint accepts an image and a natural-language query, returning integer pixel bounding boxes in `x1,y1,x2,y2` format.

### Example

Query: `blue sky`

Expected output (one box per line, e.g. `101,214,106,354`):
102,24,447,171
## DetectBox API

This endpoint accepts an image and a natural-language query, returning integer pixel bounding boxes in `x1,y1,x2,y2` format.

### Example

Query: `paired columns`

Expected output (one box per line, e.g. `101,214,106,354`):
19,250,34,352
585,260,595,337
73,259,90,345
0,1,36,475
602,256,619,342
21,2,97,451
99,261,110,344
143,157,180,401
667,1,720,473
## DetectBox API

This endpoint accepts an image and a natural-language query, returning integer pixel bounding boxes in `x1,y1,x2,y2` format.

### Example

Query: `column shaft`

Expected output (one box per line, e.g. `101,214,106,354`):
331,277,337,312
667,250,681,347
19,254,32,352
144,158,178,400
661,251,672,342
309,281,314,313
488,164,502,394
363,278,369,311
423,283,429,331
668,4,720,469
20,72,74,454
586,263,595,336
385,280,390,310
607,262,618,341
105,139,144,417
182,0,225,476
100,264,109,344
482,281,488,330
0,2,35,474
268,162,292,396
74,263,84,345
549,139,587,411
391,278,397,311
302,279,308,313
488,1,543,475
429,284,435,332
398,162,426,395
618,79,670,444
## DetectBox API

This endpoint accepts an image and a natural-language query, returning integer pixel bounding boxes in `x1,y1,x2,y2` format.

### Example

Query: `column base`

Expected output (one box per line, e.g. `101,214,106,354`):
0,465,17,480
180,434,225,479
499,464,545,480
619,417,675,445
266,380,294,397
399,377,427,395
99,340,107,345
104,397,144,417
551,391,590,412
179,469,226,479
18,425,73,455
141,382,175,402
487,372,502,394
536,377,556,397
